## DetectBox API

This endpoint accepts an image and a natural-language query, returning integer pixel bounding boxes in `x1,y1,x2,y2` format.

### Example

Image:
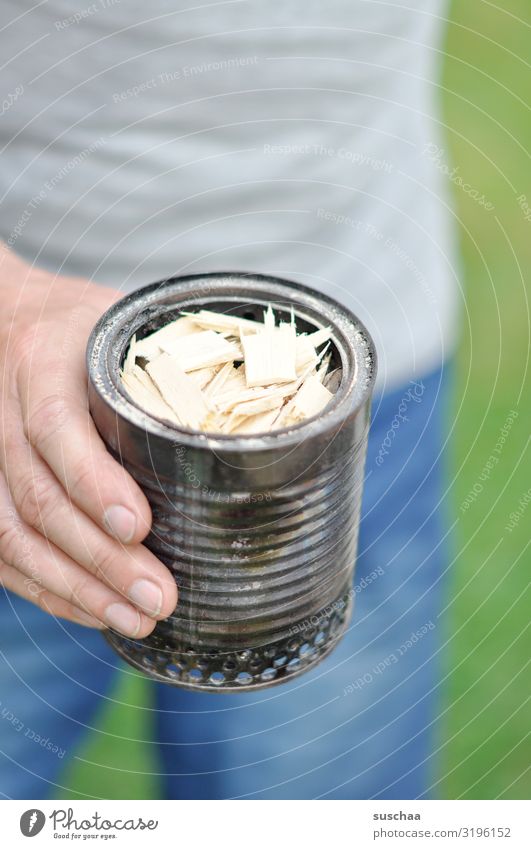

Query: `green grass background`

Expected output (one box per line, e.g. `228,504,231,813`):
437,0,530,799
56,0,530,800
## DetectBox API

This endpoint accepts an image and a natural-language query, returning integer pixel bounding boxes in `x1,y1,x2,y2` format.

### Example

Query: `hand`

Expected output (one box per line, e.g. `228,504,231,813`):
0,244,178,636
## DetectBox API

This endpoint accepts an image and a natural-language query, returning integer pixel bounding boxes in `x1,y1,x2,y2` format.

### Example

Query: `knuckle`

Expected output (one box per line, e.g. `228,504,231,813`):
0,519,21,567
66,572,92,609
68,455,97,500
34,589,57,616
91,541,124,587
24,394,68,447
15,471,62,529
10,328,37,371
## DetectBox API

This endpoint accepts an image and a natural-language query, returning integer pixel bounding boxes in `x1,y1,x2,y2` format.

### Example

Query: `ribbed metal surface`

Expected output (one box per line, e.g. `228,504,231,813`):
87,272,376,691
129,438,365,646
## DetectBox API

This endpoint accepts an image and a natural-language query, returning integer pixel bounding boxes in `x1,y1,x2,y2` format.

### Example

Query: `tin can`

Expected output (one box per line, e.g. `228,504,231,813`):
87,272,377,691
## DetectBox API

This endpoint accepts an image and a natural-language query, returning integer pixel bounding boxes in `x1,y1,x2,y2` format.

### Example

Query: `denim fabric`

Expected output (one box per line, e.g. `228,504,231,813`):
0,365,451,799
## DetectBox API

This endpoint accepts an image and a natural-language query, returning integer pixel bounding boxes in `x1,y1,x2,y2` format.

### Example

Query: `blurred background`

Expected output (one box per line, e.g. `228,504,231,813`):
55,0,530,800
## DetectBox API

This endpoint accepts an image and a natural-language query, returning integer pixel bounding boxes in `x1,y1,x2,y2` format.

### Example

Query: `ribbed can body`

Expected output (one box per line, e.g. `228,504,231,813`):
87,273,376,691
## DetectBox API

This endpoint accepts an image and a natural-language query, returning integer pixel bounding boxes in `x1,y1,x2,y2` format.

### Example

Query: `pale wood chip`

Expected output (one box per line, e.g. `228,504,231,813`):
212,386,251,412
184,309,263,335
221,391,285,433
121,367,181,425
146,353,210,429
187,364,222,390
231,407,283,434
295,334,318,375
307,327,332,347
279,307,296,333
220,414,247,434
159,330,241,371
135,317,199,359
282,375,333,425
208,366,248,407
269,364,313,428
316,353,332,383
231,393,285,419
263,304,276,329
200,409,225,433
213,370,307,414
316,340,331,366
214,391,257,414
222,366,247,390
242,324,297,387
132,364,161,394
295,331,331,372
272,397,295,429
122,307,337,435
203,362,238,400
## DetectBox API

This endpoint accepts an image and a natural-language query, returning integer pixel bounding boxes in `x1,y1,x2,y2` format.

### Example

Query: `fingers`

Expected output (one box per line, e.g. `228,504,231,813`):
17,337,152,546
2,415,178,622
0,558,104,629
0,476,161,638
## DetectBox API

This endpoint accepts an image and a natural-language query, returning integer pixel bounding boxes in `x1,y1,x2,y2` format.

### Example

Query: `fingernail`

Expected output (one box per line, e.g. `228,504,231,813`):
104,603,141,637
128,579,163,617
103,505,136,543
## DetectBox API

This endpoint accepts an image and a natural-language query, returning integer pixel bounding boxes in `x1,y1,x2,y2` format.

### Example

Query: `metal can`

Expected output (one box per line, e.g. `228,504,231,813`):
87,272,377,691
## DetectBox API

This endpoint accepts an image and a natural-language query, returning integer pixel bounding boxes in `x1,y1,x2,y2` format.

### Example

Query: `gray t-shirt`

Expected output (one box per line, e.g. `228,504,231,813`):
1,0,460,389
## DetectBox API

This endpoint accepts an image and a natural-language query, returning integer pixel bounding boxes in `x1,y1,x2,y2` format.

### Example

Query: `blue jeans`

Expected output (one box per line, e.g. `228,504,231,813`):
0,365,452,799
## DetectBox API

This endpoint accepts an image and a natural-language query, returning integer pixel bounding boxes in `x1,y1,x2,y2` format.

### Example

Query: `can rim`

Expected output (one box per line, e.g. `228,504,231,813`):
86,271,378,451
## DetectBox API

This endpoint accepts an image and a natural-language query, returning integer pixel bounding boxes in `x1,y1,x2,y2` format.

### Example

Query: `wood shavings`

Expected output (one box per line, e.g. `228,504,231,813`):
203,362,239,400
231,407,283,434
224,395,283,434
242,324,297,388
122,365,181,425
188,364,222,390
307,327,332,347
295,334,319,375
294,329,331,376
231,393,284,419
135,316,199,359
159,330,242,371
281,375,333,426
263,304,276,330
146,353,210,429
316,353,332,383
183,309,263,336
120,306,340,434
